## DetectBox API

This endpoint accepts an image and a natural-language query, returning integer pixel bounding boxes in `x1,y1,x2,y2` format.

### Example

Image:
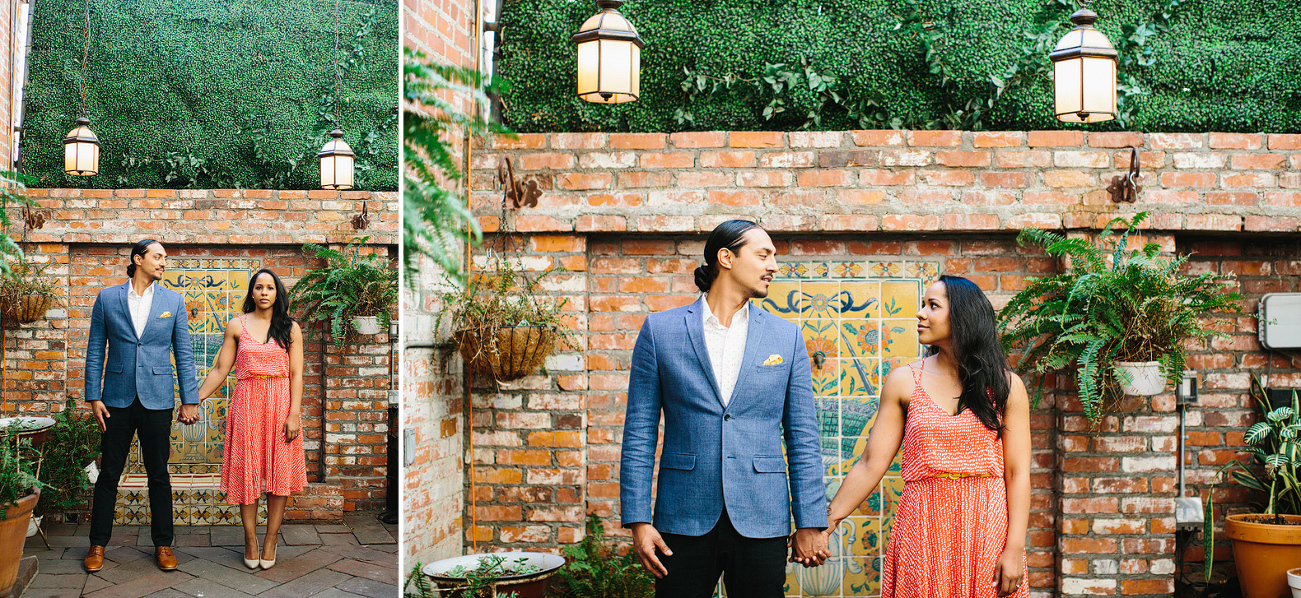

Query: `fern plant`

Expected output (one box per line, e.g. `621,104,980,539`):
552,514,653,598
997,212,1242,422
403,47,508,289
289,236,398,349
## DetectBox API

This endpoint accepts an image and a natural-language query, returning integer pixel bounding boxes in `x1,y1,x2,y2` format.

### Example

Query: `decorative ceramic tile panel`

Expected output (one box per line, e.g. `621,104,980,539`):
762,260,938,598
117,258,264,525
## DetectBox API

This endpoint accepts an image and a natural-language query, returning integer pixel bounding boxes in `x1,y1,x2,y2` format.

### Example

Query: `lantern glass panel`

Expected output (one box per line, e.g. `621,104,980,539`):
1054,57,1083,117
1081,56,1116,121
629,43,640,98
1053,28,1084,51
336,155,355,189
577,40,599,97
599,39,632,97
1080,28,1114,50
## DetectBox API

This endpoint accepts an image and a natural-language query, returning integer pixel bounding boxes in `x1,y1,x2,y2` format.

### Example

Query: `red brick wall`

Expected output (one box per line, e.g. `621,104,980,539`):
401,0,482,566
442,130,1299,597
468,131,1301,236
6,187,397,520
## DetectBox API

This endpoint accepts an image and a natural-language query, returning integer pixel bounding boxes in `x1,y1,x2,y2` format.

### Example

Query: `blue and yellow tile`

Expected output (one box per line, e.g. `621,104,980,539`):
881,320,918,360
762,282,803,316
799,284,843,318
836,283,880,318
839,320,879,359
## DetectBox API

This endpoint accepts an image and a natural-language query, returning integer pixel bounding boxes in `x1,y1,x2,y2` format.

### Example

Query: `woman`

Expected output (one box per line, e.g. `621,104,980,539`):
196,268,307,570
824,275,1030,597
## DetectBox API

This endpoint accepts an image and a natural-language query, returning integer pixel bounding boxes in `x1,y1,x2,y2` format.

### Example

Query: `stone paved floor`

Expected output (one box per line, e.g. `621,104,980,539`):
21,512,398,598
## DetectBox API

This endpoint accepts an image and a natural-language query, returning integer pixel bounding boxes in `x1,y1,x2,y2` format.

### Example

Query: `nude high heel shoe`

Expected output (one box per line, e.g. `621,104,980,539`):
244,538,259,569
259,541,276,570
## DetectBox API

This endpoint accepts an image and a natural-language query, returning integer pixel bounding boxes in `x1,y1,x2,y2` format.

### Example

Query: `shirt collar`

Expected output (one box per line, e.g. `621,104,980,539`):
701,294,749,328
128,281,156,299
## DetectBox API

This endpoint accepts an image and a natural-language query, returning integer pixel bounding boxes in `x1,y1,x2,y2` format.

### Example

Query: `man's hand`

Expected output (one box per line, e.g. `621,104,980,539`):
89,401,110,432
629,522,672,578
789,527,829,567
177,403,200,425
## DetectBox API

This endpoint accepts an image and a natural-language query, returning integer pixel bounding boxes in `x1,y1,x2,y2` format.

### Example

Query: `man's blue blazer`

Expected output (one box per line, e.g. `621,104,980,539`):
85,282,200,410
620,296,827,538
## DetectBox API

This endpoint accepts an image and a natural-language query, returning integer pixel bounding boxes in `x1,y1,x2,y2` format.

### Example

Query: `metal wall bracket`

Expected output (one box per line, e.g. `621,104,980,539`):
1107,147,1142,203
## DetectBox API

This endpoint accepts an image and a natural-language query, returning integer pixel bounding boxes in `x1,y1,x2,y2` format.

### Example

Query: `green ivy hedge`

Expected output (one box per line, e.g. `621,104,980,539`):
23,0,398,190
498,0,1300,133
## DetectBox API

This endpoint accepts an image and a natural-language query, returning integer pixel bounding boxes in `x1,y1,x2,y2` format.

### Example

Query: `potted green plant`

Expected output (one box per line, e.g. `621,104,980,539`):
442,259,572,383
34,398,101,522
0,257,59,325
551,514,654,598
290,236,398,349
0,422,44,594
998,212,1242,421
1220,379,1301,598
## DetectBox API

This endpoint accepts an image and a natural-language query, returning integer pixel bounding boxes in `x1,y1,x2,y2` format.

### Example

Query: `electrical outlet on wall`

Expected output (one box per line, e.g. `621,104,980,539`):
403,428,416,467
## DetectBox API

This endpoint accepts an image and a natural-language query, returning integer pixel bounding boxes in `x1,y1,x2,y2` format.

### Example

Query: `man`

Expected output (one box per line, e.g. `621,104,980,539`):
620,220,829,598
83,239,200,573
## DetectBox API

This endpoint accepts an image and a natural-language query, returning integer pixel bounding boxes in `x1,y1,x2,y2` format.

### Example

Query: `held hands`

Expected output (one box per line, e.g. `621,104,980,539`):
992,548,1024,597
177,403,200,425
629,522,672,578
788,527,829,567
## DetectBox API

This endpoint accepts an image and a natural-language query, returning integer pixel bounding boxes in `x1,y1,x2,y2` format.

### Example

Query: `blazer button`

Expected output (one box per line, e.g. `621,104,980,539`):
723,414,731,421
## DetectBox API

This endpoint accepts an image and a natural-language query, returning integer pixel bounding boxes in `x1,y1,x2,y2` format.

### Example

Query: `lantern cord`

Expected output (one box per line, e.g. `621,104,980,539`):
79,0,90,117
333,0,342,128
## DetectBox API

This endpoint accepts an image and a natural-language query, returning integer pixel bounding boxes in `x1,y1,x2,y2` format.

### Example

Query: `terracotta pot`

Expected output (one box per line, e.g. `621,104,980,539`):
1226,513,1301,598
0,491,39,594
424,552,565,598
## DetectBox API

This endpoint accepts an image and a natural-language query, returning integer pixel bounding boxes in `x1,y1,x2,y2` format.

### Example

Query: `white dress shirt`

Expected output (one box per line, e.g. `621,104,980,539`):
126,281,156,338
701,295,750,407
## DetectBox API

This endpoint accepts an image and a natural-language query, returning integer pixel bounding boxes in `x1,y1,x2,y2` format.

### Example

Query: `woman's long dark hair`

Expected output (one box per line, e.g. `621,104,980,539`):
242,268,294,352
931,275,1011,437
694,220,762,292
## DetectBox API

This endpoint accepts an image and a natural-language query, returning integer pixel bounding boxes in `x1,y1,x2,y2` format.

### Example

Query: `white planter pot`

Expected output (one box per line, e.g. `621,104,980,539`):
351,316,382,335
1288,567,1301,598
1115,361,1166,395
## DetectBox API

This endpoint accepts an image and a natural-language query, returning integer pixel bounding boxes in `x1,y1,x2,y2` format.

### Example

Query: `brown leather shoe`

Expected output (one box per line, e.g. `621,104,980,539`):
84,545,105,572
156,546,178,571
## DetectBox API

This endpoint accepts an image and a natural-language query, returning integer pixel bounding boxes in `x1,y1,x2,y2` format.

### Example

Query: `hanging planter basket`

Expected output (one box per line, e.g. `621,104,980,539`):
454,325,556,382
0,295,51,325
1114,360,1166,396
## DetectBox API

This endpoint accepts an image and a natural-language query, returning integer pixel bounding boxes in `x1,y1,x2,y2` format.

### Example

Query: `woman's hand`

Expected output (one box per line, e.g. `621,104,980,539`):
284,410,300,443
992,548,1024,596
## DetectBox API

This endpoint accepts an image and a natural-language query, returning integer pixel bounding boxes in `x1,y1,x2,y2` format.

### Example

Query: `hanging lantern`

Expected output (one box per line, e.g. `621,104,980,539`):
1049,7,1117,123
63,116,99,176
318,129,354,190
572,0,643,104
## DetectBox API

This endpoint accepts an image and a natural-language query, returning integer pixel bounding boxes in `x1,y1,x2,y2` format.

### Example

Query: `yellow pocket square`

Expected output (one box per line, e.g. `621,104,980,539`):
762,354,784,366
159,312,172,318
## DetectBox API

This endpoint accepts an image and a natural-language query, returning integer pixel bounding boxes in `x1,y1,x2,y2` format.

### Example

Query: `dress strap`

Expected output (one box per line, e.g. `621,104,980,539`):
908,359,923,386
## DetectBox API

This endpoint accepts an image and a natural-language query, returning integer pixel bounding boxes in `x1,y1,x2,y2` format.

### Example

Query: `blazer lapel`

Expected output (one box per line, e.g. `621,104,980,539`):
726,305,767,407
116,283,138,341
684,297,724,406
140,285,168,340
